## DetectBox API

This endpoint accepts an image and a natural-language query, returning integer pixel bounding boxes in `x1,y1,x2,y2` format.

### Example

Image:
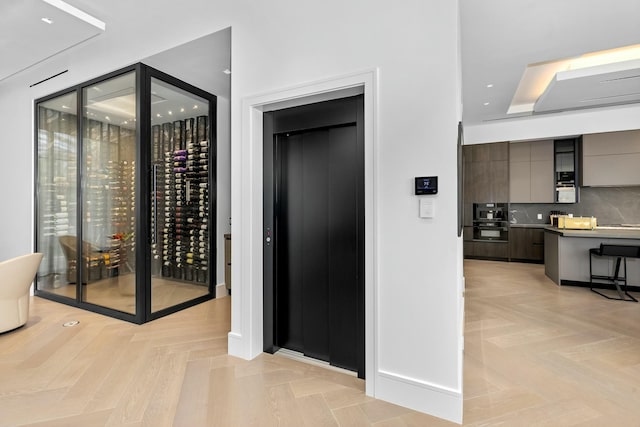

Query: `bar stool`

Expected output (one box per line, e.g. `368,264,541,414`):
589,244,640,302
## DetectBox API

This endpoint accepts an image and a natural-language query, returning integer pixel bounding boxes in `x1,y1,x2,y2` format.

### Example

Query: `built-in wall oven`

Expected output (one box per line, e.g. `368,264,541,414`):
473,203,508,241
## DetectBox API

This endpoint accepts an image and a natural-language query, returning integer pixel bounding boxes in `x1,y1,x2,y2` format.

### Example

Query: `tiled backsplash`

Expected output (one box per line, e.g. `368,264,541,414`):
509,186,640,226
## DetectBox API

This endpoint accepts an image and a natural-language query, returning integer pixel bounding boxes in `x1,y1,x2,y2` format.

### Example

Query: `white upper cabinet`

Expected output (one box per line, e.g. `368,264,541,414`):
582,130,640,186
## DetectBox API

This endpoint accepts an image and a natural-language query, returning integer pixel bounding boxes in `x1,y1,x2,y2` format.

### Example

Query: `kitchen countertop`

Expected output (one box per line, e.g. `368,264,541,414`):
544,226,640,286
544,226,640,239
509,223,549,229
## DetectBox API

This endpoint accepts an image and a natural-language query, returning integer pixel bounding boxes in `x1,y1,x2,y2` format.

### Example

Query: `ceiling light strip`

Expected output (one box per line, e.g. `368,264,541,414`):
41,0,106,31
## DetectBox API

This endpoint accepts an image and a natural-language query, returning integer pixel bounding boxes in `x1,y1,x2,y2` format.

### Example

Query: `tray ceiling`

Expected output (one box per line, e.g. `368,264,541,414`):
534,59,640,113
460,0,640,125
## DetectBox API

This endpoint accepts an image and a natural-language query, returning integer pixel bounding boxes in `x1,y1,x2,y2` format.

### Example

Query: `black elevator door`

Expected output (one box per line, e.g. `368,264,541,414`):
275,124,361,372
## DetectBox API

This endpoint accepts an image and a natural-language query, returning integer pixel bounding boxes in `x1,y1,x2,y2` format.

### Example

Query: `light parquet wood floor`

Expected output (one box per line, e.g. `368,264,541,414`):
0,295,445,426
2,260,640,426
464,259,640,426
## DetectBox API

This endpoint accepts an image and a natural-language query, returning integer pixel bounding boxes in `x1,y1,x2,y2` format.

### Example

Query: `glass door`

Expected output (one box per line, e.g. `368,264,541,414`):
81,71,137,314
35,63,216,323
149,76,213,314
35,92,78,298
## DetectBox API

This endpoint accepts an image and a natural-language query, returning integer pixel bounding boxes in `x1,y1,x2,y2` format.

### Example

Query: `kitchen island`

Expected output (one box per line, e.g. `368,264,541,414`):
544,226,640,286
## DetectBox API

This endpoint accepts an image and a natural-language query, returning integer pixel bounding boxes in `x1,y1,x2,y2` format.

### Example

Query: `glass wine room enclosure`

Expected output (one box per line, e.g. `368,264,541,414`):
34,63,217,323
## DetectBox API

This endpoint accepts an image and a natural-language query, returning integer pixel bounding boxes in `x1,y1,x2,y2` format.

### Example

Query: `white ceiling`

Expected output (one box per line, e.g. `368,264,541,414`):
0,0,639,126
0,0,104,82
0,0,230,99
460,0,640,126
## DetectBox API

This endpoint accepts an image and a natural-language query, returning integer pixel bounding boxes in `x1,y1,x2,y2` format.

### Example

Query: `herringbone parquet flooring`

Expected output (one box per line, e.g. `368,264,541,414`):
0,292,445,426
464,259,640,426
2,260,640,426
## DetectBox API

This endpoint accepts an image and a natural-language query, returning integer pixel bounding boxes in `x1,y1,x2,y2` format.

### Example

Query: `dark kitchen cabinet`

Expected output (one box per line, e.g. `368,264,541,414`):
462,226,474,241
463,142,509,260
490,159,509,201
464,240,509,260
462,142,509,260
463,142,508,203
509,227,544,263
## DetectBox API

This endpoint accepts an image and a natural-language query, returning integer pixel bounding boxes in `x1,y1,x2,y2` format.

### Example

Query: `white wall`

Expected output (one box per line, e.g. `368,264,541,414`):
464,103,640,144
226,1,463,423
215,96,231,289
0,0,463,423
0,81,36,261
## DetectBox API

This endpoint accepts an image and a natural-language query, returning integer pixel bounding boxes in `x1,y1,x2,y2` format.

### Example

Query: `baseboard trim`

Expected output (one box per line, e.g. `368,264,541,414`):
227,332,244,358
216,283,229,298
376,370,462,424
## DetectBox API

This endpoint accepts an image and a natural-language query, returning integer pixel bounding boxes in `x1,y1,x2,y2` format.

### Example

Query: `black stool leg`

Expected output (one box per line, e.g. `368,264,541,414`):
621,257,638,302
590,253,638,302
612,257,625,300
589,252,594,291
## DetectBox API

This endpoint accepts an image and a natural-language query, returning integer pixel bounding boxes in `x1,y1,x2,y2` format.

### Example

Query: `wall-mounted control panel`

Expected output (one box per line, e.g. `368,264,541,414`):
415,176,438,195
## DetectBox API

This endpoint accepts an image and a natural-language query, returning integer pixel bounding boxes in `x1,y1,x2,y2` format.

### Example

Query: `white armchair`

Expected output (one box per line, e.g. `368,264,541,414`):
0,253,44,333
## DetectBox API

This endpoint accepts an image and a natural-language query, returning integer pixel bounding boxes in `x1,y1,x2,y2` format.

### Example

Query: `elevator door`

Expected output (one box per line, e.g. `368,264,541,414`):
264,95,364,377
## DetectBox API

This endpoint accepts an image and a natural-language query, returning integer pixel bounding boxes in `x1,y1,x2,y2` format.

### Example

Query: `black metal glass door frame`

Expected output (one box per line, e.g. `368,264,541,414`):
33,63,217,324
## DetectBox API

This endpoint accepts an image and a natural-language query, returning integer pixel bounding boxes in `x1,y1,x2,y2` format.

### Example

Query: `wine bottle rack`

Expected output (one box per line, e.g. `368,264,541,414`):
153,115,209,285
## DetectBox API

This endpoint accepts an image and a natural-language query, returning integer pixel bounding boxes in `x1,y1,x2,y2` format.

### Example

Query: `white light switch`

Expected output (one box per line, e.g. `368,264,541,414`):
419,198,435,218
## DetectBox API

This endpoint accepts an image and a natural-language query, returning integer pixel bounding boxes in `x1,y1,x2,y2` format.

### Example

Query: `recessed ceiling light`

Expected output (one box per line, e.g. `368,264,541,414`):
156,113,161,117
168,110,172,115
62,105,70,109
42,0,106,31
180,107,185,112
483,102,490,106
223,69,231,75
41,17,54,24
193,105,198,109
486,84,493,88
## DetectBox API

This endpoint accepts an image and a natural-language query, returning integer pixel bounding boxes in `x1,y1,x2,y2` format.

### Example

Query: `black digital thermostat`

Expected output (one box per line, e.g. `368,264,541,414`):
415,176,438,195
